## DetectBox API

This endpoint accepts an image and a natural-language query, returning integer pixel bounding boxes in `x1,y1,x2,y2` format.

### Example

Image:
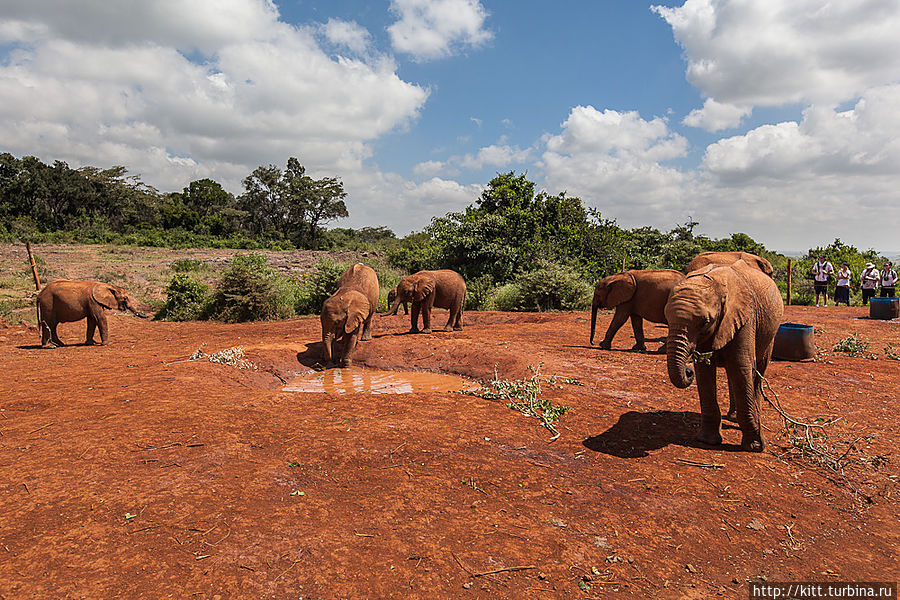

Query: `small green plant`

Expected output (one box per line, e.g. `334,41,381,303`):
832,333,869,356
884,344,900,361
171,258,207,272
155,273,209,321
460,363,571,438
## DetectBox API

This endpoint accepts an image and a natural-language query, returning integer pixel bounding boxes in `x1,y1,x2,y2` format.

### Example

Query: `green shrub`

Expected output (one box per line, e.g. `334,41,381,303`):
203,253,295,322
488,283,522,311
295,259,349,315
465,274,494,311
171,258,207,272
155,273,209,321
511,261,592,311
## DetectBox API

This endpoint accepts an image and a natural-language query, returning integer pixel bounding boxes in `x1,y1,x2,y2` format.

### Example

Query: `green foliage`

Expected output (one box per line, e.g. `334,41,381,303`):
460,364,572,437
203,254,296,322
464,274,494,311
155,274,209,321
170,258,207,272
321,226,397,251
509,261,592,312
832,333,870,356
386,232,440,273
488,284,522,311
295,259,349,315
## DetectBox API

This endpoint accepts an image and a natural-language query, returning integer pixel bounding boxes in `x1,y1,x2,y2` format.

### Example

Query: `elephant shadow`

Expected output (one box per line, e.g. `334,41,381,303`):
296,343,325,369
583,410,742,458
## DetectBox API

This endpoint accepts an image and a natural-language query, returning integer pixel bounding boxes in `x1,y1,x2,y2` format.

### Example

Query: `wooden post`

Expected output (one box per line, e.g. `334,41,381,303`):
786,258,792,306
621,257,626,273
26,242,41,291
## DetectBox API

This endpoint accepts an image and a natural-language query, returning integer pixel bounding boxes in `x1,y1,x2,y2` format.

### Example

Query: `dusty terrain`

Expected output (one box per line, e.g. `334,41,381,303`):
1,245,899,599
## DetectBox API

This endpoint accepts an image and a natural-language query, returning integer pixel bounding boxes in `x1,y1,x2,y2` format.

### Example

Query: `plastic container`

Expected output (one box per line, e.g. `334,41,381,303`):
772,322,816,361
870,297,899,320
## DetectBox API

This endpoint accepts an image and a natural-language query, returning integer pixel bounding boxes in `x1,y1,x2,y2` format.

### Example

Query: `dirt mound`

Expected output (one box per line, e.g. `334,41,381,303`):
1,306,897,598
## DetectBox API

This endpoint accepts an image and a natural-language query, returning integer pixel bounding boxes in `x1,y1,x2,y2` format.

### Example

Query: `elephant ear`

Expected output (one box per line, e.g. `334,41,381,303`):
605,272,636,307
91,283,118,310
344,293,368,334
414,277,435,302
710,270,751,350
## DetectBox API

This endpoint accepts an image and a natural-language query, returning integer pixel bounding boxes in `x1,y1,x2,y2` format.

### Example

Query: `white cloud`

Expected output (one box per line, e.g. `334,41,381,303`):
682,98,752,132
0,1,428,199
388,0,492,61
459,144,531,170
413,160,456,177
539,106,693,225
653,0,900,107
321,18,373,56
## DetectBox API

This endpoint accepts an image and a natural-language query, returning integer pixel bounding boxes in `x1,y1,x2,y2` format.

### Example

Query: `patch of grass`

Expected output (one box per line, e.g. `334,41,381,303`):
0,297,34,322
460,363,572,438
171,258,207,272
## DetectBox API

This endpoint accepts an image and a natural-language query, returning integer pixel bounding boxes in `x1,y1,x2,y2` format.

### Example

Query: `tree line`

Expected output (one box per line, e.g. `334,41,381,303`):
0,153,349,249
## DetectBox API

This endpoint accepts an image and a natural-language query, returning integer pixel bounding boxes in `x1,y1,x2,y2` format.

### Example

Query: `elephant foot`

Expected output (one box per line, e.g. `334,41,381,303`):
420,328,432,334
85,339,98,346
597,340,612,350
722,410,739,423
361,334,372,341
741,434,765,452
631,343,647,352
695,430,723,446
42,341,59,349
443,325,454,332
654,343,667,354
408,328,420,334
340,359,352,368
453,325,463,331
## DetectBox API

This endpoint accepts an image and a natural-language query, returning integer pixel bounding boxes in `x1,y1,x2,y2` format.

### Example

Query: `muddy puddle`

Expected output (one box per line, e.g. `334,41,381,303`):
283,367,479,395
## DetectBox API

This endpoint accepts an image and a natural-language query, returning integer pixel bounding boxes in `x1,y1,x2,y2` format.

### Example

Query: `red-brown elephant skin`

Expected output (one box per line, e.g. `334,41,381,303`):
37,280,144,348
320,263,380,367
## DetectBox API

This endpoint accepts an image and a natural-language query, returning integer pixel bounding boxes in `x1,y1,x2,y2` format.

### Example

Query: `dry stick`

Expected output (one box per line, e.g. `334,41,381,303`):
675,458,724,469
473,565,537,577
26,242,41,291
27,423,54,435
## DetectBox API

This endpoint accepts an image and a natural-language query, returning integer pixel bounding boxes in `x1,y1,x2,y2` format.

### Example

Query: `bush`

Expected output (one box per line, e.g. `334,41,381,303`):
155,274,209,321
465,274,494,311
488,284,522,311
510,262,592,311
203,253,296,322
295,259,349,315
171,258,207,272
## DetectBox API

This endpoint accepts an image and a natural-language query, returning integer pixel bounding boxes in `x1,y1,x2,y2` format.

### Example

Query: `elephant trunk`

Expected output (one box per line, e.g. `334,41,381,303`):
322,331,335,363
383,296,401,316
590,299,599,345
666,329,695,389
125,302,149,319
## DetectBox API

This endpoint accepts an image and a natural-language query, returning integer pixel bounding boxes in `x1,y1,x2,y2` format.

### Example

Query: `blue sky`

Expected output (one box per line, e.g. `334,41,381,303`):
1,1,899,253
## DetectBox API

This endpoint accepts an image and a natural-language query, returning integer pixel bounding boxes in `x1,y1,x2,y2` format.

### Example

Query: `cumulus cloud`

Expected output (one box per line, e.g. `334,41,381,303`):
321,18,373,56
388,0,492,61
539,106,693,225
682,98,752,132
0,1,428,201
458,144,531,170
653,0,900,107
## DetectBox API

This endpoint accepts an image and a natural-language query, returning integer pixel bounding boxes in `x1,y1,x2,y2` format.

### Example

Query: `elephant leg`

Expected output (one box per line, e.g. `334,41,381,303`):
361,314,374,341
49,322,64,347
96,311,110,345
421,295,435,334
402,302,409,315
409,302,421,333
629,314,647,352
41,320,57,348
341,330,361,367
453,304,463,330
85,315,98,345
599,306,630,350
694,359,722,445
724,359,765,452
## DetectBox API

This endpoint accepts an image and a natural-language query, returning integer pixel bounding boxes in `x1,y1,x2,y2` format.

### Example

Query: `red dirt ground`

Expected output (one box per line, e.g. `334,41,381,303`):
1,305,898,599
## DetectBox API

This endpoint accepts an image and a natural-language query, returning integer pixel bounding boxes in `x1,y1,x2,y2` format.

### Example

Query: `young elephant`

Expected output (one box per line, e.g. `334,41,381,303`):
37,280,145,348
590,269,684,351
320,263,379,367
664,260,784,452
687,251,774,278
384,269,466,333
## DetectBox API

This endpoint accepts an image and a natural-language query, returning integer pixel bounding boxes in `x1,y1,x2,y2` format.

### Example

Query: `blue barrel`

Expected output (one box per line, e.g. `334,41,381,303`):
772,322,815,361
870,297,899,320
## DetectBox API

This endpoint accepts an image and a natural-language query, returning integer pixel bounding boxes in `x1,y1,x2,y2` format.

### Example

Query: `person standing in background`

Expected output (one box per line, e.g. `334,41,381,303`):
881,261,897,297
834,262,851,306
860,262,880,305
812,254,834,307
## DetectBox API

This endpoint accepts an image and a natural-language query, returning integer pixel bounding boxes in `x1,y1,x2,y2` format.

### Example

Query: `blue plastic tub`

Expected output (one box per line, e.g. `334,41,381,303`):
772,322,816,361
870,297,899,320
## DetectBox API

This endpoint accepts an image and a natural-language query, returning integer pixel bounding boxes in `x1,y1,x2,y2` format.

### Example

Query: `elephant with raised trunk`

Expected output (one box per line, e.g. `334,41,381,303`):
385,269,466,333
320,263,380,367
664,260,783,452
590,269,684,351
687,251,774,278
37,280,146,348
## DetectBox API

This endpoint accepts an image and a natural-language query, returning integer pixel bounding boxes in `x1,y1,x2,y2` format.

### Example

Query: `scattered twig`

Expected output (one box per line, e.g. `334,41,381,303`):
473,565,537,577
27,423,54,435
451,551,476,577
675,458,724,469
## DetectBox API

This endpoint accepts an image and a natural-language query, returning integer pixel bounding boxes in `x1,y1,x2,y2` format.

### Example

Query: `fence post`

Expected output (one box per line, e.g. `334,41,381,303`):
786,258,792,306
26,242,42,291
621,257,626,273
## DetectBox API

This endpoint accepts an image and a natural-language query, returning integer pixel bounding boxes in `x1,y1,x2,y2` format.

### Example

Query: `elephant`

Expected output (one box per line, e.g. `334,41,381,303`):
664,259,784,452
384,269,466,333
37,280,145,348
590,269,684,351
687,251,774,278
386,287,408,315
320,263,380,367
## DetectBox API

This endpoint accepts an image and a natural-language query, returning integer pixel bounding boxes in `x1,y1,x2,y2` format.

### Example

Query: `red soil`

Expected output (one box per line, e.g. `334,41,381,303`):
1,306,897,598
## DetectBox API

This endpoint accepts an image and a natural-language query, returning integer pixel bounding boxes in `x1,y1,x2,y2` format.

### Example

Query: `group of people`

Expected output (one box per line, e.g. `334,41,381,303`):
812,255,897,306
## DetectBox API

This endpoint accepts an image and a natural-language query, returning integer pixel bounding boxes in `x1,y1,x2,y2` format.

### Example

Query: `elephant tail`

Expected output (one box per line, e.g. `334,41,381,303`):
590,300,598,345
